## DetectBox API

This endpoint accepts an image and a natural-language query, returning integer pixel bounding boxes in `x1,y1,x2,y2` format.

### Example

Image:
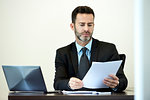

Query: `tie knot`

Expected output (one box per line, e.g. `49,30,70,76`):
82,47,87,54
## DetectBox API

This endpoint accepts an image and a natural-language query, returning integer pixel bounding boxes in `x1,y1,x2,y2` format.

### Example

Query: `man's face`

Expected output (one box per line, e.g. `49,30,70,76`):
71,14,94,42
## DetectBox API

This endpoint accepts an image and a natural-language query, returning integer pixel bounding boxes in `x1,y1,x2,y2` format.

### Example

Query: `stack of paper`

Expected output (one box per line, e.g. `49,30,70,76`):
82,60,122,88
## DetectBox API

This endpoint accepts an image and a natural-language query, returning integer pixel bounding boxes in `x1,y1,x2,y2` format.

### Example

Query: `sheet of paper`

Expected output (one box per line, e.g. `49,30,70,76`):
62,90,111,95
62,91,96,94
82,60,122,89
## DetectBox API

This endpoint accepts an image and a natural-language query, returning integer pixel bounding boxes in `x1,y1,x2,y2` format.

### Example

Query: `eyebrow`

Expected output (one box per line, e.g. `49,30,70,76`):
79,22,94,24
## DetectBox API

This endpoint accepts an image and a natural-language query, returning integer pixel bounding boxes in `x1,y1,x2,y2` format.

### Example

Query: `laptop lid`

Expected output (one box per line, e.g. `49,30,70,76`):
2,65,47,92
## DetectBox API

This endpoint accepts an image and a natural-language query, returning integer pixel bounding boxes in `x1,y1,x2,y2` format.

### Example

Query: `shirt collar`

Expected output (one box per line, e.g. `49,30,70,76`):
75,39,93,53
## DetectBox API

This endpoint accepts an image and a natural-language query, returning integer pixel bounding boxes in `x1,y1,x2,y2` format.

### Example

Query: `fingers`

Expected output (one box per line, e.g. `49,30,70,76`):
103,74,119,88
103,79,119,88
109,74,119,80
69,77,83,89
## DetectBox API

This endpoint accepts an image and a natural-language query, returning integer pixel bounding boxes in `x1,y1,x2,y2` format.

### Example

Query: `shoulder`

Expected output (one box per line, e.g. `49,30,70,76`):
92,38,119,61
93,38,116,48
56,42,75,54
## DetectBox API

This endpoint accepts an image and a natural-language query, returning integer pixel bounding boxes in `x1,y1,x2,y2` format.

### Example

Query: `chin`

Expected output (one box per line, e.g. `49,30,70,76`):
80,38,91,42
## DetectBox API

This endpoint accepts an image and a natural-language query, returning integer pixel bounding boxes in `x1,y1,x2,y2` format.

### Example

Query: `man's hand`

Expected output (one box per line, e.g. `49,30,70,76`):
103,74,119,89
68,77,83,90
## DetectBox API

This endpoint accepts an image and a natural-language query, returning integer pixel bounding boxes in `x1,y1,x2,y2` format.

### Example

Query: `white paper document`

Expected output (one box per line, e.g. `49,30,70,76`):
62,90,111,95
62,91,96,94
82,60,122,89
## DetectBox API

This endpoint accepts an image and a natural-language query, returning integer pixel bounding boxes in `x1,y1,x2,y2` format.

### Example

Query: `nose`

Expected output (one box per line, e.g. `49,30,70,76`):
84,25,89,31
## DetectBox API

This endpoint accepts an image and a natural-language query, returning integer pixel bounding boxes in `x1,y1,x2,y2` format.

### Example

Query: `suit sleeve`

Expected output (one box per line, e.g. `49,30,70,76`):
110,45,128,92
53,49,71,90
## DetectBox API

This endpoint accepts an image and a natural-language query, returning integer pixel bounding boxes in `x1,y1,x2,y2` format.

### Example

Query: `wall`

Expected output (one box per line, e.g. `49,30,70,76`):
0,0,133,100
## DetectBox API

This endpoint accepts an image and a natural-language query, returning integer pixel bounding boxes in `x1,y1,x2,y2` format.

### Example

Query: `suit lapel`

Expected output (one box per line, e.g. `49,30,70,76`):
70,43,78,74
90,39,99,65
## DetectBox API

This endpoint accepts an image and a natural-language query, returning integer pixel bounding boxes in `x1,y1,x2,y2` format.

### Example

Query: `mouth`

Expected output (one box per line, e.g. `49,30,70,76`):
82,32,90,37
82,34,89,37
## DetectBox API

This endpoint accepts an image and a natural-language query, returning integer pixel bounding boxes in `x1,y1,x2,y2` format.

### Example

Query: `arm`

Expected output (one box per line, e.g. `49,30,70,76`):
115,63,128,92
54,48,83,90
103,44,128,92
54,49,71,90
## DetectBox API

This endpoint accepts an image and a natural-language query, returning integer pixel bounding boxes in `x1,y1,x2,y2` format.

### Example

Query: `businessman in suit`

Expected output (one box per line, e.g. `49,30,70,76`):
54,6,127,92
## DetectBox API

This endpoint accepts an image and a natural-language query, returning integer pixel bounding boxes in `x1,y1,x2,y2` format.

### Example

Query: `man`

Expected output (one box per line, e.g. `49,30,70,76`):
54,6,127,92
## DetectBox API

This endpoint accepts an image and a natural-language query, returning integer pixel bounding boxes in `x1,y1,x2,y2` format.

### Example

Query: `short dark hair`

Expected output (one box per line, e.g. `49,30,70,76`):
71,6,95,23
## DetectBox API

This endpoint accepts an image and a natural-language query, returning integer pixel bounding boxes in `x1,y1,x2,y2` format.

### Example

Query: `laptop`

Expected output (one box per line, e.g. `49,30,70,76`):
2,65,47,92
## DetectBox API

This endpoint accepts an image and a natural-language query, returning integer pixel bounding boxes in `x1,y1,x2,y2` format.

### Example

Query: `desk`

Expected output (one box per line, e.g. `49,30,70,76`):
8,89,134,100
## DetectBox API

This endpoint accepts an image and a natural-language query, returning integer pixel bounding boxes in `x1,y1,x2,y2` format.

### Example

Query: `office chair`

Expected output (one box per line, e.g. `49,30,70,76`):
119,54,126,69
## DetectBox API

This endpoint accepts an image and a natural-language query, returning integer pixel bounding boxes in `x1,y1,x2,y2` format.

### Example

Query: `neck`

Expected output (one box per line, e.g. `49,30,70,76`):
76,38,91,47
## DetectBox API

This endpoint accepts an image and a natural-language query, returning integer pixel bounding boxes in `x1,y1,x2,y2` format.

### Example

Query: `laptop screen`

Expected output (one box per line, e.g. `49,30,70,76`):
2,65,47,92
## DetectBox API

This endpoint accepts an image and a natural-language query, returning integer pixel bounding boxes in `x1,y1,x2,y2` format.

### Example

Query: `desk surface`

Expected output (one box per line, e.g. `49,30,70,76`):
8,89,134,100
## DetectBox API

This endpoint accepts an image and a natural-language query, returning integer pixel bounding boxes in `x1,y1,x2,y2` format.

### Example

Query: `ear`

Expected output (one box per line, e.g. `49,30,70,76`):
70,23,75,31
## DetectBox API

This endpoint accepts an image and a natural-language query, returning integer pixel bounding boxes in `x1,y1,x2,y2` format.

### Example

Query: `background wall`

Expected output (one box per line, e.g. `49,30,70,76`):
0,0,133,100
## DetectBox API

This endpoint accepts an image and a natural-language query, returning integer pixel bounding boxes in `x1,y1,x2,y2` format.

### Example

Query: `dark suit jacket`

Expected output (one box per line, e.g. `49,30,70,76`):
54,38,128,92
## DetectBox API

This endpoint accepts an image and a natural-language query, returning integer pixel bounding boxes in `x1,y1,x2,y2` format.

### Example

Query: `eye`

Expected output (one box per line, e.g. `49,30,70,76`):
88,24,92,26
80,24,85,26
88,24,93,27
